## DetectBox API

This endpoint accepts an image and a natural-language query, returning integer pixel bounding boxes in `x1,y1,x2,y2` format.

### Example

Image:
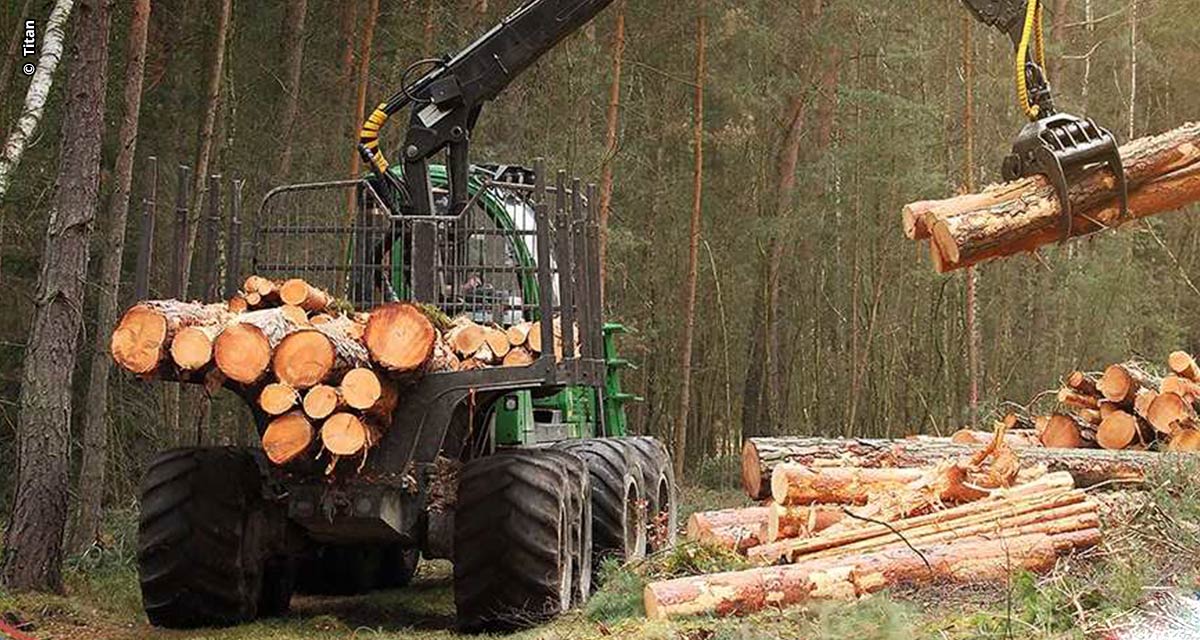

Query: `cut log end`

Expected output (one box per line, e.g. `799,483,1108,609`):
1168,429,1200,452
485,327,511,358
741,440,767,500
262,412,314,465
1146,392,1197,435
502,347,535,367
363,303,436,372
260,382,299,416
272,329,335,389
322,412,376,456
214,322,272,383
1169,350,1200,381
302,384,340,420
1040,414,1088,449
280,278,331,312
111,305,169,374
1096,411,1144,450
448,321,487,357
169,326,214,371
1098,364,1137,405
340,367,382,410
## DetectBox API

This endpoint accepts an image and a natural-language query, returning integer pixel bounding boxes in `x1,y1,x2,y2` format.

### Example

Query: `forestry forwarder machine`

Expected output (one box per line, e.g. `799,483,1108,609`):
135,0,676,633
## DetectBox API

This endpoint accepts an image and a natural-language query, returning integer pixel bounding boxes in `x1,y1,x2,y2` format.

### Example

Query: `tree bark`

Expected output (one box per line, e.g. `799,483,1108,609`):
747,473,1087,564
674,8,705,481
2,0,108,592
273,0,308,183
597,0,625,291
962,13,981,426
182,0,232,291
912,123,1200,272
347,0,379,181
0,0,74,199
767,503,844,543
685,507,769,553
741,436,1153,500
645,527,1101,620
770,464,925,506
763,96,807,435
72,0,151,553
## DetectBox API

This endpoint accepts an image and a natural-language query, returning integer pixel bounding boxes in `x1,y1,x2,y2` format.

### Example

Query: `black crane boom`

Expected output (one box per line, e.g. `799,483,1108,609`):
358,0,615,216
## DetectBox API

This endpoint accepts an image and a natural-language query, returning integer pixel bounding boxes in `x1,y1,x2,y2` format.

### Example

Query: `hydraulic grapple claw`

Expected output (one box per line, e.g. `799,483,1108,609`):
1001,113,1128,242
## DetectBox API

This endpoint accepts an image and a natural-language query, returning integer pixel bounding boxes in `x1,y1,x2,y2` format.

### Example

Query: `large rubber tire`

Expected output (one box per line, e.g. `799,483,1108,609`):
137,447,291,629
554,439,646,578
617,437,678,553
453,449,573,632
535,447,592,605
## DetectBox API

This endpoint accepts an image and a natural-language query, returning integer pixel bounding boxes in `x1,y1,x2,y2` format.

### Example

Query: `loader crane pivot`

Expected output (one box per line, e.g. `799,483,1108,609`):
356,0,615,217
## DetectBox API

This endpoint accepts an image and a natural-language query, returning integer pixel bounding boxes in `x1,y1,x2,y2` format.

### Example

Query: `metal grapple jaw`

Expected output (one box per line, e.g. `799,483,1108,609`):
1001,113,1129,242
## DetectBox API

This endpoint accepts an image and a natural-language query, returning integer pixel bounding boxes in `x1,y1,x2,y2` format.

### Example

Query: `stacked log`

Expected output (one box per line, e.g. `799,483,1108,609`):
659,460,1101,620
900,122,1200,273
1019,355,1200,453
110,275,556,472
740,436,1155,501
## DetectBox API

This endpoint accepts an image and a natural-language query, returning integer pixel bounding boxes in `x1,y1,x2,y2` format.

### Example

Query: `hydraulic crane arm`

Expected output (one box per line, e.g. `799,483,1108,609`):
958,0,1128,240
358,0,615,216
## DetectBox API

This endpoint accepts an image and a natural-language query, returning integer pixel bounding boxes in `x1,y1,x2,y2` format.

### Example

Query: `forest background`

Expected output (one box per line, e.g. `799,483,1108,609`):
0,0,1196,554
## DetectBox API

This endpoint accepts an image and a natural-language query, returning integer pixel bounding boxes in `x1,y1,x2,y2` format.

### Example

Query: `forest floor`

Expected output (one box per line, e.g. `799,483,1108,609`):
3,473,1200,640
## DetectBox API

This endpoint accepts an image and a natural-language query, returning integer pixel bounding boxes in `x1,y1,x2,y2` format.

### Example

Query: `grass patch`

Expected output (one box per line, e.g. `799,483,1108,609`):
587,540,750,623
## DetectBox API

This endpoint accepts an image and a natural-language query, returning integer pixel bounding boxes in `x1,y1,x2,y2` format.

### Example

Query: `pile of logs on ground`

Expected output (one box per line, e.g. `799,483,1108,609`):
109,275,562,472
901,122,1200,273
649,433,1104,620
1010,353,1200,453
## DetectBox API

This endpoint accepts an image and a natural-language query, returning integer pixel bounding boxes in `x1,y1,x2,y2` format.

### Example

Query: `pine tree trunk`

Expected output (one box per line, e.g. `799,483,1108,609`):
764,96,807,434
962,13,981,425
0,0,73,199
182,0,232,290
674,8,705,481
347,0,380,181
597,0,625,292
71,0,151,554
274,0,308,183
2,0,109,592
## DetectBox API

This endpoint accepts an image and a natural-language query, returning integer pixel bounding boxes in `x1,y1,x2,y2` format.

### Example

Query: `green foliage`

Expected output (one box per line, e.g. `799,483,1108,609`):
586,558,648,622
808,595,919,640
416,302,455,332
587,541,750,623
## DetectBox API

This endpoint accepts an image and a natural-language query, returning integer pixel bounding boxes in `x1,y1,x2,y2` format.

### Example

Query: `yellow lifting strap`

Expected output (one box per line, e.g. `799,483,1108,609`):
1015,0,1048,121
358,103,392,173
